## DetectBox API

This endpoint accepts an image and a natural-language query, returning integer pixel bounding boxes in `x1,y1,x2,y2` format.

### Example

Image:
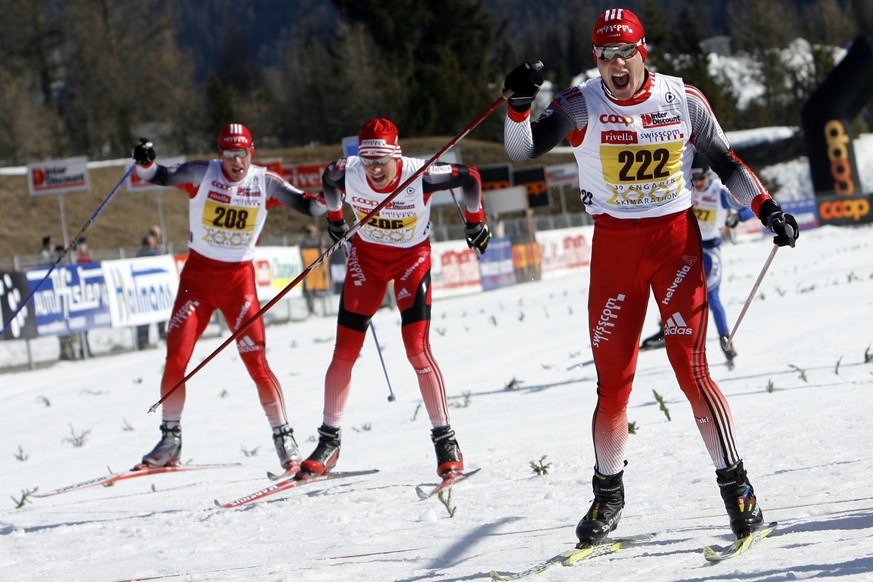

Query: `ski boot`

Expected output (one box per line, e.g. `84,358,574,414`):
298,424,341,476
640,328,665,351
575,469,625,546
139,421,182,468
720,335,737,368
432,425,464,477
272,424,300,470
716,460,764,539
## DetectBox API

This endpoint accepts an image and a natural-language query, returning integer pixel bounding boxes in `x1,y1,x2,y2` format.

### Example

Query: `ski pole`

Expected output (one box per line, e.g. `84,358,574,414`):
1,164,135,336
339,244,396,403
725,244,779,349
148,92,512,413
368,320,396,402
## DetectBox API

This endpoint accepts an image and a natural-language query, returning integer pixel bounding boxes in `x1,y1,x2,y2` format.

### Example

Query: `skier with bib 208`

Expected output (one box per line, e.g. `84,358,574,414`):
131,124,326,472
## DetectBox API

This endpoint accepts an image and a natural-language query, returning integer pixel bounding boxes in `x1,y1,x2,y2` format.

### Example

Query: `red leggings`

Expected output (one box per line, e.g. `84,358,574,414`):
322,241,450,428
159,251,286,427
588,210,740,475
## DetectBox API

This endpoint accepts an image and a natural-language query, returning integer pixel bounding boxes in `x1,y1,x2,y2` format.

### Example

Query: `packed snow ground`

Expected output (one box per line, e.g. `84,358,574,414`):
2,221,873,581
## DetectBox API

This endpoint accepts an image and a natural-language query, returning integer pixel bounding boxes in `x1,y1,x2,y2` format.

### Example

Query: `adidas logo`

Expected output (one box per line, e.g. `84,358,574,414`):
396,288,412,301
663,312,692,336
237,335,260,353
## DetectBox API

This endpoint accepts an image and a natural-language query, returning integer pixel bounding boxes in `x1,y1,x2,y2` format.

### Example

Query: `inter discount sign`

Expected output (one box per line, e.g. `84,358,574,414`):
27,156,90,196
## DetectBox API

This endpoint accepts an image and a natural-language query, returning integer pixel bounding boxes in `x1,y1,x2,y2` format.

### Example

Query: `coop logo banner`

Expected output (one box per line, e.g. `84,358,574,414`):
102,256,179,327
0,271,38,341
816,193,873,226
25,263,111,336
27,156,90,196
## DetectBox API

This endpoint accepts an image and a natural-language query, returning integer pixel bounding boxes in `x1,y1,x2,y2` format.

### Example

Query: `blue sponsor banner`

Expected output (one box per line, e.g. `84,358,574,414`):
478,237,516,291
103,256,178,327
26,263,112,336
781,197,820,230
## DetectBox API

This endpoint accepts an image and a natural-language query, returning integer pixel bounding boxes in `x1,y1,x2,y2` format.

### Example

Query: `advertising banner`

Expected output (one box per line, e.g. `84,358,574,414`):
546,163,579,187
27,156,89,196
25,263,111,336
478,237,516,291
431,240,482,298
537,226,592,279
284,162,330,192
252,246,304,302
478,165,512,191
102,256,179,327
813,192,873,227
801,34,873,225
513,167,549,208
1,272,38,340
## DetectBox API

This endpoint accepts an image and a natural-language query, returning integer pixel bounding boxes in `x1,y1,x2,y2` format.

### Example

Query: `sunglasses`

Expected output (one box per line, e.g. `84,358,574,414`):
594,39,644,61
359,154,394,167
221,149,249,159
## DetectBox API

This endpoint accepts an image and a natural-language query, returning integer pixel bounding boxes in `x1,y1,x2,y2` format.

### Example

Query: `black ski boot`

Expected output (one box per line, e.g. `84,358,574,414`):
575,469,625,546
431,425,464,477
640,327,665,351
716,460,764,539
720,335,737,366
299,424,341,476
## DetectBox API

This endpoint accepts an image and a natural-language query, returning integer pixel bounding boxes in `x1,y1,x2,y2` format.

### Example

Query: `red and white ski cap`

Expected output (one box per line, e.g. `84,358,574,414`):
218,123,254,150
592,8,648,61
358,118,401,159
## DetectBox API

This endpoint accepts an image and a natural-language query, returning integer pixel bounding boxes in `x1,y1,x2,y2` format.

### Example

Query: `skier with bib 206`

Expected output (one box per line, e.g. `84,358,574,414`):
297,118,489,481
131,124,326,472
501,8,798,546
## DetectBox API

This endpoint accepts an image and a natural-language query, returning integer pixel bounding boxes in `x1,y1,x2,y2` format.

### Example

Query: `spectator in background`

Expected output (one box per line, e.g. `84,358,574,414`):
39,235,58,265
148,225,165,253
59,237,93,360
75,237,93,263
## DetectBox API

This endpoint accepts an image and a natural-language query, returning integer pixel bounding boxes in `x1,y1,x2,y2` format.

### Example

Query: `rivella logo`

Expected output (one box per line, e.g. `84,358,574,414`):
824,119,855,196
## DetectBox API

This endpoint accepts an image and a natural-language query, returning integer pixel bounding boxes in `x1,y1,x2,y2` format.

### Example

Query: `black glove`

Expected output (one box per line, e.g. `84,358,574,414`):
464,221,491,254
502,61,544,112
725,211,739,229
327,218,349,244
132,138,156,166
759,199,799,248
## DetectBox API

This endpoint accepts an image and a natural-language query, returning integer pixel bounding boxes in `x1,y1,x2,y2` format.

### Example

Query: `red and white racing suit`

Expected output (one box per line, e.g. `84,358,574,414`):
136,159,325,427
320,156,483,428
505,71,773,475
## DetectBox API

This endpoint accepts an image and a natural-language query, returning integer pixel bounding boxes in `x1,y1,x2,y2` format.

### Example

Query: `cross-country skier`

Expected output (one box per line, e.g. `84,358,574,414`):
501,8,798,546
131,123,326,471
297,118,489,480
